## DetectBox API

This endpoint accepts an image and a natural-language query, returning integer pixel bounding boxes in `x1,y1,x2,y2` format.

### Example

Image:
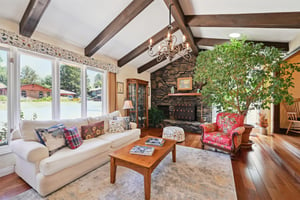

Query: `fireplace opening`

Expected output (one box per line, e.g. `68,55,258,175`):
157,105,170,119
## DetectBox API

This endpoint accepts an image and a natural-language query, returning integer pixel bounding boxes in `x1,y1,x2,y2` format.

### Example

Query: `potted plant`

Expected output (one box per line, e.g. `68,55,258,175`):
193,39,300,145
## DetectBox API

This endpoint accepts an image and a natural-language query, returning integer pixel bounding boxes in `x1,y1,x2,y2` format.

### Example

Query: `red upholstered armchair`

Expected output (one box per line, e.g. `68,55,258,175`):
200,112,245,155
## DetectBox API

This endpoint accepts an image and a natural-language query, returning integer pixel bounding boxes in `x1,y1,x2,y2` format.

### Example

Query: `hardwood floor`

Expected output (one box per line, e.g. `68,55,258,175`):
1,128,299,200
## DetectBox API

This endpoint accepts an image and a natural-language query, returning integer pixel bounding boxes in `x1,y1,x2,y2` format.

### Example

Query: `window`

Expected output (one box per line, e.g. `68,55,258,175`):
0,49,8,146
87,68,104,116
0,44,108,146
60,63,81,119
20,53,53,120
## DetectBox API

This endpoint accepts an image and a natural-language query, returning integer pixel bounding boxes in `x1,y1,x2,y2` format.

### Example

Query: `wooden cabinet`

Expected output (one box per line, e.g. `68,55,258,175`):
127,79,148,128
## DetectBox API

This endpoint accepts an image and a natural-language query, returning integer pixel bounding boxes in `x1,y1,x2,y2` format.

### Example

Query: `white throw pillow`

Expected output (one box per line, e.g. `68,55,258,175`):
108,119,124,133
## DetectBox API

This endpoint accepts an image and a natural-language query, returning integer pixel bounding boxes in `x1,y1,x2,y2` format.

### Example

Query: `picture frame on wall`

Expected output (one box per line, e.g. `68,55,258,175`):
177,77,192,91
117,82,124,94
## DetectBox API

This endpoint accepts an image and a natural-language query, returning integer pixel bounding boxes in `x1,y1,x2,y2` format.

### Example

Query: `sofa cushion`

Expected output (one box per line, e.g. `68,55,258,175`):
39,138,111,176
99,129,140,149
203,131,232,147
64,127,83,149
81,121,104,140
59,117,89,134
35,123,66,155
21,120,59,141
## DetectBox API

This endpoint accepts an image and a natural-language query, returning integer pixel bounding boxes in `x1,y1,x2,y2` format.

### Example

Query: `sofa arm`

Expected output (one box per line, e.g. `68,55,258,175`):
10,129,22,141
130,122,137,129
9,139,49,162
200,123,217,133
230,127,245,137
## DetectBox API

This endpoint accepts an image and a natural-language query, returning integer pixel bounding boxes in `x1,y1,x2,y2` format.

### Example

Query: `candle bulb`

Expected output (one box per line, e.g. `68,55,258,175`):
158,45,161,50
167,32,170,40
149,38,153,46
182,35,186,42
186,43,189,48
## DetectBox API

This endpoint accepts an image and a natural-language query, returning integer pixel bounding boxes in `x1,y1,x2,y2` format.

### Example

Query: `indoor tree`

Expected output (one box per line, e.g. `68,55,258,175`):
194,39,300,141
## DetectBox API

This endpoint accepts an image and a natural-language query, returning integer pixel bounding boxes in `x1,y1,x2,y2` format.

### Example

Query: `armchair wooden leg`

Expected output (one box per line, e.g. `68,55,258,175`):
201,144,204,149
286,122,292,134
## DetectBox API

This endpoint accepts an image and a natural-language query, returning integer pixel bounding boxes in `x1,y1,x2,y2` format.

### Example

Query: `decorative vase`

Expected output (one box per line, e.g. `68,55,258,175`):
171,86,174,94
241,124,254,147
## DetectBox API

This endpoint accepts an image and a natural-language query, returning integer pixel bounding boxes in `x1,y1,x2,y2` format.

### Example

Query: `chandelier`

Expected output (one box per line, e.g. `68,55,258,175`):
148,2,192,62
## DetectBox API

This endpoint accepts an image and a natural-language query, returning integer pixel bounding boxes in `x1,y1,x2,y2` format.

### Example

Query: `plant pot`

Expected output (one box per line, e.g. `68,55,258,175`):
242,124,254,147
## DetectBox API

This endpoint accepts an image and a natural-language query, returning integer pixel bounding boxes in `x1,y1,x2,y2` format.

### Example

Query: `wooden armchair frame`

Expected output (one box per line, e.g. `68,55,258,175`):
283,98,300,134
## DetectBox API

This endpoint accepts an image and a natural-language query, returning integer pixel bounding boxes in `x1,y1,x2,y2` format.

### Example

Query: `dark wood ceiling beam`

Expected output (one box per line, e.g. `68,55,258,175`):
195,38,289,51
85,0,153,57
163,0,198,55
138,57,162,73
186,12,300,28
19,0,50,37
117,22,179,67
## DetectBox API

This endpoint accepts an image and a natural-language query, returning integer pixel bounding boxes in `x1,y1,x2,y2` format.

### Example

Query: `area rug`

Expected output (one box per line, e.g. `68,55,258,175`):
11,145,237,200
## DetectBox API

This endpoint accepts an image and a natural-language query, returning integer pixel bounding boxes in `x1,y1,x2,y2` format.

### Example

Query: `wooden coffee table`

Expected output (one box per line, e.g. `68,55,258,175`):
109,136,176,200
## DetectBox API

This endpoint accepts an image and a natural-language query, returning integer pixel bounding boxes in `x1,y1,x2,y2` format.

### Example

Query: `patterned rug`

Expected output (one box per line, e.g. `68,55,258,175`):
11,145,236,200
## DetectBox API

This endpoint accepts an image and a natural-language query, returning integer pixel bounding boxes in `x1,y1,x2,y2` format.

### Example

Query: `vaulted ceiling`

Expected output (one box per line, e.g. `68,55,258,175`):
0,0,299,73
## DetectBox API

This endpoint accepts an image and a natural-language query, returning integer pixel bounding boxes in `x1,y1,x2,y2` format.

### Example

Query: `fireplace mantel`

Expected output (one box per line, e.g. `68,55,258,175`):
168,93,201,96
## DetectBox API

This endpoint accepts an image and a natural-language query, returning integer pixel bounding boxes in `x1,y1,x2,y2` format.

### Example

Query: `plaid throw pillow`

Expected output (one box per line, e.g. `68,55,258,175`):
64,127,83,149
81,121,105,140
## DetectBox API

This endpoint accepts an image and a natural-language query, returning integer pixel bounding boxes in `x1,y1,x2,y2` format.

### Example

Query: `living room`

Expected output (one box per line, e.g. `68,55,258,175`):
0,0,300,199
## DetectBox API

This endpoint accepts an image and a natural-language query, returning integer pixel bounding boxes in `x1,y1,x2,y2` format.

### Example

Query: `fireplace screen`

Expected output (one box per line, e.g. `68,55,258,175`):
174,104,196,121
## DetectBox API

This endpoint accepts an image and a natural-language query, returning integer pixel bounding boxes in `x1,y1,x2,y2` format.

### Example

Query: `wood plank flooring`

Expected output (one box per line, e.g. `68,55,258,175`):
0,128,299,200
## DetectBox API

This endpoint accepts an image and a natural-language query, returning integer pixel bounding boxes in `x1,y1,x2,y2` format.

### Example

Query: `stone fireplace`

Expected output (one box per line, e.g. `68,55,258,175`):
151,57,212,133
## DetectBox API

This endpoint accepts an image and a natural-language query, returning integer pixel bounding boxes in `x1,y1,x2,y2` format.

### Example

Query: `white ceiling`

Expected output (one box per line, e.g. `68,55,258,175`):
0,0,299,73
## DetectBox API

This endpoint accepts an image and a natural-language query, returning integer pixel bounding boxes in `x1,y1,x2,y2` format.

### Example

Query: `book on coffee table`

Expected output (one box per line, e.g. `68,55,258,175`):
145,137,165,146
130,145,155,156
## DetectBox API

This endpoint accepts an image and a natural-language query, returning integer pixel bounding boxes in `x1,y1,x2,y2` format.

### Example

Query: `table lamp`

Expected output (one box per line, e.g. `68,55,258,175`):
123,100,133,116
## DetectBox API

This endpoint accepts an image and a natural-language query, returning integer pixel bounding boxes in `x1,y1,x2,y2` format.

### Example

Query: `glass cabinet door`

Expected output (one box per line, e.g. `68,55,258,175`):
138,85,146,128
128,83,136,123
127,79,148,128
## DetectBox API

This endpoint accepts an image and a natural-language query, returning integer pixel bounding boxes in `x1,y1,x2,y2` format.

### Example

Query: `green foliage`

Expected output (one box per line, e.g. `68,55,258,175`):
41,75,52,88
0,55,7,85
32,96,52,102
194,39,300,116
21,65,39,85
60,65,81,96
148,107,165,128
94,73,102,88
0,95,7,101
0,66,7,85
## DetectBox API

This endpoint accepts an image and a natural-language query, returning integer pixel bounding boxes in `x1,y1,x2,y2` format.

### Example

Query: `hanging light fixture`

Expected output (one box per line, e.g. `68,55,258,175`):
148,1,192,62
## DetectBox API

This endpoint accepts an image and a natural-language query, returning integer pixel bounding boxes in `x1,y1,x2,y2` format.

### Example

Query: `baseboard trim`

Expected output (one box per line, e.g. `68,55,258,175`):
0,165,15,177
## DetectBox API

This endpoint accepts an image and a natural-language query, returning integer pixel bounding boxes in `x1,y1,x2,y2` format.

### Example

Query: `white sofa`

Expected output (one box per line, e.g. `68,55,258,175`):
9,111,141,196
